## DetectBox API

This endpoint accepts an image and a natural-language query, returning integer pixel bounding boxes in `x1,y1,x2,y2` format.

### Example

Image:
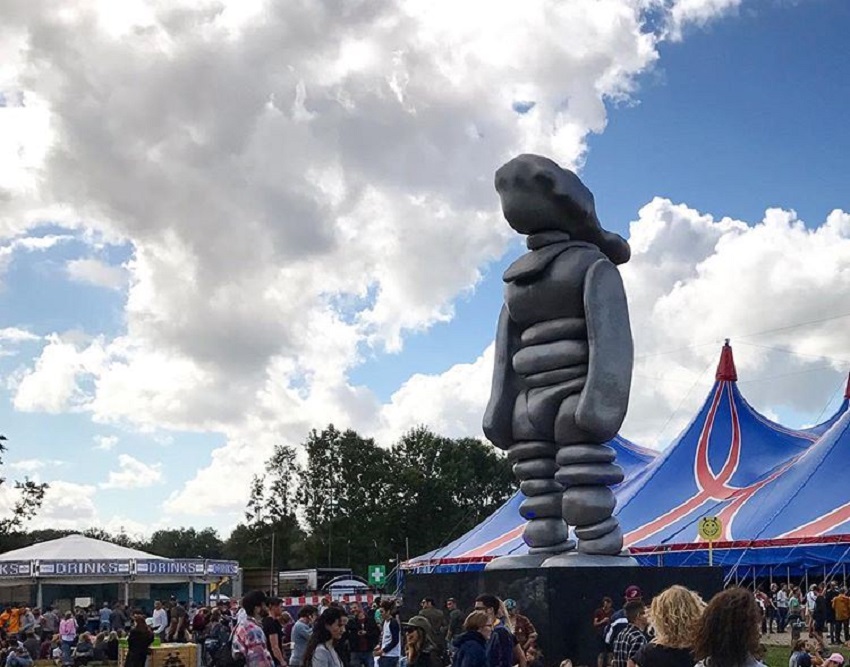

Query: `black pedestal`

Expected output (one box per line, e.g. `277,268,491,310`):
403,566,723,666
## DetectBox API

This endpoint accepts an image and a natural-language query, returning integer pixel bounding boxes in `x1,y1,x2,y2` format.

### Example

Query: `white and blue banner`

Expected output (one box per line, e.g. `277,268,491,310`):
39,560,131,576
0,561,32,577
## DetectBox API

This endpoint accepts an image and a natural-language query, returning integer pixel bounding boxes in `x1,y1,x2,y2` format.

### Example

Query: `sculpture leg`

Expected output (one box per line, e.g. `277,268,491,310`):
510,440,574,554
552,396,625,556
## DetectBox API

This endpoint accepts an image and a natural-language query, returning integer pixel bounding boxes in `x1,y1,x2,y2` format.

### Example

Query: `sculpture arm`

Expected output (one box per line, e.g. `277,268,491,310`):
483,304,522,450
576,258,633,440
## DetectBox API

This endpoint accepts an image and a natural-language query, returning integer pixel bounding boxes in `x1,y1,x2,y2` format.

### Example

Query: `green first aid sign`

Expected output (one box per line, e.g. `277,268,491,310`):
368,564,386,585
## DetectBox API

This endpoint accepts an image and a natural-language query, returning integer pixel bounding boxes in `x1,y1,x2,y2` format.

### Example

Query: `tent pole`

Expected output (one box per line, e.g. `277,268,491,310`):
124,582,130,606
189,580,194,604
735,566,739,586
843,563,846,588
805,570,809,592
36,582,42,609
787,566,791,588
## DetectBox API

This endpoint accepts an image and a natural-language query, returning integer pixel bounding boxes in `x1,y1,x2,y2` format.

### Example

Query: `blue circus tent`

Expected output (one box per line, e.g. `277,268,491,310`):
405,342,850,576
405,435,657,573
616,342,821,549
645,402,850,578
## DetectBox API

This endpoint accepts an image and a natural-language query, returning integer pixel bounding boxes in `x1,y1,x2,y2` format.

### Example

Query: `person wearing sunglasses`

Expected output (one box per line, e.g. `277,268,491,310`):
402,617,440,667
451,612,491,667
473,596,525,667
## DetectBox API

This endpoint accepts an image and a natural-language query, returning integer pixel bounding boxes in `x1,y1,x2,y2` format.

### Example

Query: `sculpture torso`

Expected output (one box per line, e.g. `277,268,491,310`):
504,240,604,327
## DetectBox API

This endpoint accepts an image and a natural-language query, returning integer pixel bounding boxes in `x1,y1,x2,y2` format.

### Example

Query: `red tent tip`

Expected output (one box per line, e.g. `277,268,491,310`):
715,339,738,382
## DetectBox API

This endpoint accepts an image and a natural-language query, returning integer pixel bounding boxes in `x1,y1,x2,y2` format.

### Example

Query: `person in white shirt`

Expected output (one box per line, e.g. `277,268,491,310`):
776,585,790,633
807,586,818,631
152,602,168,638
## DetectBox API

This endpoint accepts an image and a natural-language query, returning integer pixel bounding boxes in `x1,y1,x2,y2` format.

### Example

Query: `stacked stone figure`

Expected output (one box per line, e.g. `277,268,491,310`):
483,154,634,568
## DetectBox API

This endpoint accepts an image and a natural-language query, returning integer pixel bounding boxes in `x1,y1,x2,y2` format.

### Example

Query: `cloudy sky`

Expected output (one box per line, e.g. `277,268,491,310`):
1,0,849,539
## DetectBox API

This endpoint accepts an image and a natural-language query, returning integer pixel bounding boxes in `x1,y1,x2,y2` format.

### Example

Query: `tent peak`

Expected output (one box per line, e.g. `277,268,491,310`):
715,339,738,382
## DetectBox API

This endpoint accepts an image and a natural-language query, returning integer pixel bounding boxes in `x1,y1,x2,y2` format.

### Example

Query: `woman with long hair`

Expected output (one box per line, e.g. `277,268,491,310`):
124,611,153,667
451,612,492,667
634,585,705,667
402,616,440,667
693,588,765,667
304,608,346,667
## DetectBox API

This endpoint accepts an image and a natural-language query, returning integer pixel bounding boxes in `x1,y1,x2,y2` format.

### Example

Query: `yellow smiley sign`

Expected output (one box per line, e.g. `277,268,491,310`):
698,516,723,542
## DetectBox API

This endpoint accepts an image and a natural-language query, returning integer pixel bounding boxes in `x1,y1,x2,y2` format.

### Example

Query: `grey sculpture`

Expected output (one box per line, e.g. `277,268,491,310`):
483,154,634,568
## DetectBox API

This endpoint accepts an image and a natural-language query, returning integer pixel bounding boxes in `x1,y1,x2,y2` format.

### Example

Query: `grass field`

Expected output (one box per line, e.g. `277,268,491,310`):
763,645,850,667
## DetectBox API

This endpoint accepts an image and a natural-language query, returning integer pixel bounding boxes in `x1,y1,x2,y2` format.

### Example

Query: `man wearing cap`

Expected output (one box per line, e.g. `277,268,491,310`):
504,600,537,654
419,599,446,660
233,591,273,667
604,586,642,651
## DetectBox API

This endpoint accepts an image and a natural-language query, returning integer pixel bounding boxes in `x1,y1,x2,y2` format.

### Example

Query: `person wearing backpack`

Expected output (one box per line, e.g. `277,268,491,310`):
231,591,273,667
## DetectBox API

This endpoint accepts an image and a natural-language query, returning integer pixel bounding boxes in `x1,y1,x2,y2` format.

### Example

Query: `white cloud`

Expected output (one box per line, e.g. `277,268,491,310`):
12,334,105,413
93,435,118,451
375,345,496,443
0,479,163,537
0,234,73,278
0,328,39,343
100,454,163,489
0,0,765,524
66,257,127,290
666,0,742,41
0,327,39,358
7,459,64,473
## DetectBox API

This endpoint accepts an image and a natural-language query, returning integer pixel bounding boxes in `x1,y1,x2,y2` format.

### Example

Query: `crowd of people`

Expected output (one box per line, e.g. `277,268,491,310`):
217,586,755,667
0,598,241,667
222,583,850,667
3,581,850,667
752,582,850,648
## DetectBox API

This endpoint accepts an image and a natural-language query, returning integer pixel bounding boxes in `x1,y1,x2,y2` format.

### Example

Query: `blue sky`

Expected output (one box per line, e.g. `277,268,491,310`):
1,0,849,538
352,0,850,402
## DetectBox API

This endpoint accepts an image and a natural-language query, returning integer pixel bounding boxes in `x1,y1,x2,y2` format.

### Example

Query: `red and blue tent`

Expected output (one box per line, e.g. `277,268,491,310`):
406,435,657,572
405,343,850,576
641,383,850,578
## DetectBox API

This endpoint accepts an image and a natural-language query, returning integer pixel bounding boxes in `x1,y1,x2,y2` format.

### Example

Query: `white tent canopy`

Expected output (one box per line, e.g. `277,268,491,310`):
0,534,239,603
0,535,165,562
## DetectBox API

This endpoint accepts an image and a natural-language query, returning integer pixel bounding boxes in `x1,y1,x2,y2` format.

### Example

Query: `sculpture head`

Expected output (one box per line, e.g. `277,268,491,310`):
495,153,630,265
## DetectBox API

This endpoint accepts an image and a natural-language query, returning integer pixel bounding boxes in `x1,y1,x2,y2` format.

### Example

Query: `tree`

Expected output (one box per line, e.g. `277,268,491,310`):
244,444,307,571
297,426,393,574
384,426,515,561
0,435,48,535
84,527,142,549
238,424,515,579
144,528,225,559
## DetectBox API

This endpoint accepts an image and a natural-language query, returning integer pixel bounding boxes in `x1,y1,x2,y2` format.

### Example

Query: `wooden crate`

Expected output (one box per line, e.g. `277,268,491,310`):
118,642,198,667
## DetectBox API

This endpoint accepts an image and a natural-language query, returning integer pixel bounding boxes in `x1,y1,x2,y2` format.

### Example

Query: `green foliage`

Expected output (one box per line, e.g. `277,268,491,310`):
0,426,515,580
0,435,47,536
146,528,225,559
244,423,515,578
